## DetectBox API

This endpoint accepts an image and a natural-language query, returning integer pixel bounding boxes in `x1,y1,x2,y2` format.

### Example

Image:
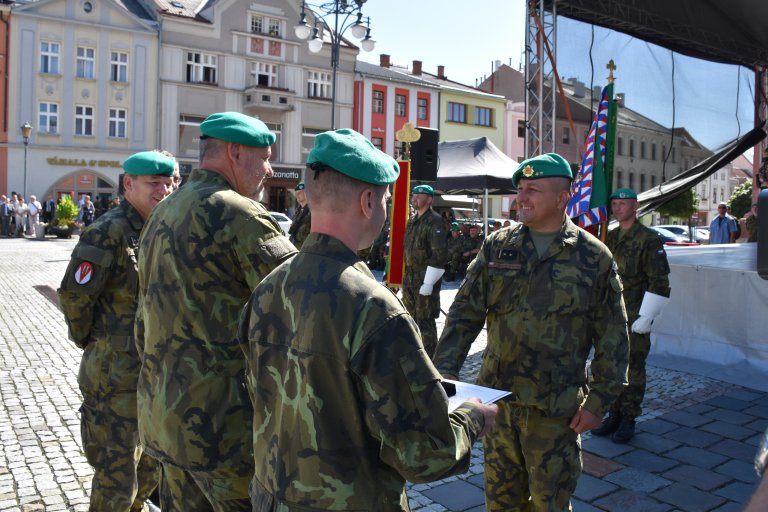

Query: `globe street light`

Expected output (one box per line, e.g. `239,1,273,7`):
295,0,375,129
21,122,32,198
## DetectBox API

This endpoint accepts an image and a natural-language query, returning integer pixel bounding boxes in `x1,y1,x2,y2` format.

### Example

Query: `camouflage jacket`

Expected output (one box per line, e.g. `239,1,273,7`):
238,233,485,511
288,204,311,249
434,218,629,419
605,222,670,317
446,234,464,258
58,200,143,350
403,208,448,287
136,168,297,473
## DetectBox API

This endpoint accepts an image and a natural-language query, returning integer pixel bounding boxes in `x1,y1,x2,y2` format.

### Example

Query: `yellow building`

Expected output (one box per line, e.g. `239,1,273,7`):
8,0,159,205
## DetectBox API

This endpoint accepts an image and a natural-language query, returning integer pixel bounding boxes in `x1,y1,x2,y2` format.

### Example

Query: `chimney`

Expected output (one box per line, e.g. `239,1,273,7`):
380,54,391,68
412,60,422,76
572,80,585,98
437,65,445,79
495,59,502,71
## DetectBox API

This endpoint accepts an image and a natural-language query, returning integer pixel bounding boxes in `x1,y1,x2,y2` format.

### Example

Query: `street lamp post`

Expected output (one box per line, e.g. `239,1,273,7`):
295,0,375,129
21,122,32,198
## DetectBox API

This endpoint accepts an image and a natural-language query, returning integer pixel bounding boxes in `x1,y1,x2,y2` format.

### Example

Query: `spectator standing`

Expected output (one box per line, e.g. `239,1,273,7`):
709,202,737,244
80,196,96,227
403,184,449,357
238,128,497,509
14,196,28,237
0,195,11,236
43,194,56,223
27,195,42,238
434,153,629,511
136,112,297,510
57,151,175,511
746,203,758,243
592,188,670,443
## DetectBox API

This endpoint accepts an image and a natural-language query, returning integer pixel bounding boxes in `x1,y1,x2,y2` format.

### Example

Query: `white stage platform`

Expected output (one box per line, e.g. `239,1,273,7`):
649,243,768,391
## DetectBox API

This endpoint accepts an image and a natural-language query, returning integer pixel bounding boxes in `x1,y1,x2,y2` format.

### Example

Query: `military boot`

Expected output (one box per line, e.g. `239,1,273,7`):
612,419,636,444
591,412,622,437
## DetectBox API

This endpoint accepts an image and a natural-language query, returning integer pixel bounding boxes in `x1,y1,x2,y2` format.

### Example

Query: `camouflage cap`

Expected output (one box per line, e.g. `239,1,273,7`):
609,187,638,200
294,182,305,191
412,184,434,196
512,153,573,188
308,128,399,185
199,111,276,147
122,151,176,177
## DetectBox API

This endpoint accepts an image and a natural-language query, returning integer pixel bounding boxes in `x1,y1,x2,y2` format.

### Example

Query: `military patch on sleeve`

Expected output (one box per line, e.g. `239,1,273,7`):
74,262,94,285
609,261,623,293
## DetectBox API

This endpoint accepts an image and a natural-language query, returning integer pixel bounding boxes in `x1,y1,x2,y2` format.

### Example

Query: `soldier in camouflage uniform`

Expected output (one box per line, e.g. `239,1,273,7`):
460,223,484,270
445,221,464,281
238,128,498,511
592,188,670,443
135,112,297,511
434,153,629,511
58,151,176,511
288,181,311,248
403,184,449,357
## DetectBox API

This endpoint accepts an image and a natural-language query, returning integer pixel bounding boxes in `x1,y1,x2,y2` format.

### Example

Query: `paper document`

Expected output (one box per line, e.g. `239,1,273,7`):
443,379,512,412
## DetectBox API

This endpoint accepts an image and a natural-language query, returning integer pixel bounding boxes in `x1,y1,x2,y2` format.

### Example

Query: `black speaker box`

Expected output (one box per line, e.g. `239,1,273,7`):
410,128,439,182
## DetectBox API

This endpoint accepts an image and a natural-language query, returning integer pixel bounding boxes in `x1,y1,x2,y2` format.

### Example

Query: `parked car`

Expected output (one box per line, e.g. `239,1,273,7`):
650,226,689,244
269,211,292,235
655,224,707,244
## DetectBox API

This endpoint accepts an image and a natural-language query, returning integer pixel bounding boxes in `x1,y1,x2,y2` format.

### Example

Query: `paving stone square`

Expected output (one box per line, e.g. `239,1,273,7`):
0,237,766,512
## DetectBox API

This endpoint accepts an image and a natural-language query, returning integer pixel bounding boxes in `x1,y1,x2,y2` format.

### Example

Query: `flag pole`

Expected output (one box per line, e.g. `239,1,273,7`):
601,60,618,241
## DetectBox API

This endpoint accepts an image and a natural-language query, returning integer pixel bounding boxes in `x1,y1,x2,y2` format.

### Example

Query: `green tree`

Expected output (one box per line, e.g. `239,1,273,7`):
728,181,752,219
657,188,699,220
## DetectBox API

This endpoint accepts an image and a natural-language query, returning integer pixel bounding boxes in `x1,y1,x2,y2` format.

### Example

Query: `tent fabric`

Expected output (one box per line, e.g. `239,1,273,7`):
635,121,768,219
544,0,768,68
430,137,517,195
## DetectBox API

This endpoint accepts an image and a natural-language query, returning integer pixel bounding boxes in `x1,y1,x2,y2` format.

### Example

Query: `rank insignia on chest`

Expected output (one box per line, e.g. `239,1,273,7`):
74,262,94,285
498,248,519,261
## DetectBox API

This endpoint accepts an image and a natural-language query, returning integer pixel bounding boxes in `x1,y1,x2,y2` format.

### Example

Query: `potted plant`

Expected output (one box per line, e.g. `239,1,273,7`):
49,195,80,239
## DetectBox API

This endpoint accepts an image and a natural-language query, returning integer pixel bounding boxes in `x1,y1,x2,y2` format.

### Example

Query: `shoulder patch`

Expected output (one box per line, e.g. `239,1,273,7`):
74,262,94,285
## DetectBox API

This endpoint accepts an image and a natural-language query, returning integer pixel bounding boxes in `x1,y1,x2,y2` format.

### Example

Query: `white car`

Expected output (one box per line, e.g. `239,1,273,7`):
269,211,292,236
655,224,707,244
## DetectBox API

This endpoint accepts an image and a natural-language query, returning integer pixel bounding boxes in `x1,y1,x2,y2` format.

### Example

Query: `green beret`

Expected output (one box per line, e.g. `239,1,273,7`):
411,184,434,196
122,151,175,177
199,112,276,147
295,182,305,191
308,129,399,185
450,222,459,231
609,187,638,200
512,153,573,188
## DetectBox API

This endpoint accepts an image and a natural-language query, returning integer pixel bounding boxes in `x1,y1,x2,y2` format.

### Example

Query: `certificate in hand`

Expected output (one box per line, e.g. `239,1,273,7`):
442,379,512,412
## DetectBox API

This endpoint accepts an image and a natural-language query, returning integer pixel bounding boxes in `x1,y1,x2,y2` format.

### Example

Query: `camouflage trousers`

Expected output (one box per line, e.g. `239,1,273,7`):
483,401,580,511
78,337,160,511
159,463,251,512
609,329,650,420
401,286,440,357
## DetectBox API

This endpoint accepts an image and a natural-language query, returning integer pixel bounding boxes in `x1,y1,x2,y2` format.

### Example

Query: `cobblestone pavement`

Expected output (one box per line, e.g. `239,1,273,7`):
0,237,765,511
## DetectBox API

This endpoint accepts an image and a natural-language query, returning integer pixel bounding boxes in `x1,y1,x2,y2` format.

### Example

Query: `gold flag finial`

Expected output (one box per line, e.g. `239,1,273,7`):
396,122,421,143
606,60,617,83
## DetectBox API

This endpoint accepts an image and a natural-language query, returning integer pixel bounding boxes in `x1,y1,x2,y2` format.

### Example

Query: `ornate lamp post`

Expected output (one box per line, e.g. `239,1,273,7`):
295,0,375,129
21,122,32,198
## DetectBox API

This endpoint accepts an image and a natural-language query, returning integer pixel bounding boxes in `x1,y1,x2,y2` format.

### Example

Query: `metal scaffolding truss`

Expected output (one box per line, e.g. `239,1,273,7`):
524,0,556,158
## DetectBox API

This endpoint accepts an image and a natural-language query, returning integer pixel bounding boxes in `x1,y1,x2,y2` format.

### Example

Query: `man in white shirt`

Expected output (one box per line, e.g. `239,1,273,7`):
27,195,42,237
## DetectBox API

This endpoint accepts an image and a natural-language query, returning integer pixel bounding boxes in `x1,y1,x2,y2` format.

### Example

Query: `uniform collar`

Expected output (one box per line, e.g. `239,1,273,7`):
120,199,146,232
301,233,373,278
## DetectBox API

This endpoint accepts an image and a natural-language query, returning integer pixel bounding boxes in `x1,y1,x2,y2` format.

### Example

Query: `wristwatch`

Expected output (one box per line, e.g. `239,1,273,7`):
755,428,768,476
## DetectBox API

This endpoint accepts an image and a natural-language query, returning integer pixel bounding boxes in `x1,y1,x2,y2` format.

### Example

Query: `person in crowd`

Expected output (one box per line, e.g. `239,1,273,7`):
709,202,738,244
80,195,96,227
591,188,671,443
756,146,768,190
43,194,56,223
58,151,175,511
14,196,28,237
746,203,758,243
445,221,465,281
433,153,629,511
0,195,12,236
403,184,448,357
238,127,498,510
135,112,297,510
27,195,42,237
288,182,310,248
460,223,484,269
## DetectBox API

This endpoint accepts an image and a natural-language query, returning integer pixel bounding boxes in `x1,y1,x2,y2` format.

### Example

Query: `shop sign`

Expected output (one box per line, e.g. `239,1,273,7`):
272,169,301,180
47,156,121,168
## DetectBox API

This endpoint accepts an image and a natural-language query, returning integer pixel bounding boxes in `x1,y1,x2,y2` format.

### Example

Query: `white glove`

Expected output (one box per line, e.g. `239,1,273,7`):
419,266,445,296
631,292,670,334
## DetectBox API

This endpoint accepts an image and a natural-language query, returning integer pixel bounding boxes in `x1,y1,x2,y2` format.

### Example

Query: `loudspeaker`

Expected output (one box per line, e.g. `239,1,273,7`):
410,128,439,182
758,189,768,280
